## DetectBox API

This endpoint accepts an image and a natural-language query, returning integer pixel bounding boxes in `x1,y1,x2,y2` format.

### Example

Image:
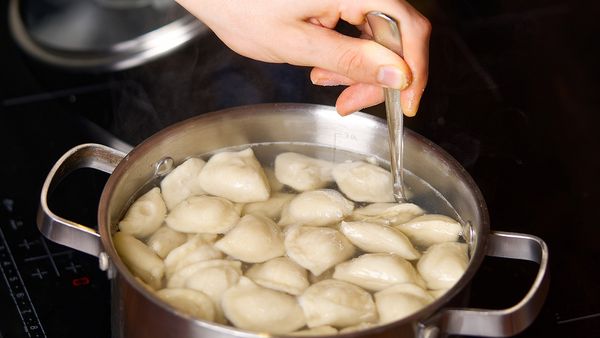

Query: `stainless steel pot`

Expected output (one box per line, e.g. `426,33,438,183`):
38,103,548,338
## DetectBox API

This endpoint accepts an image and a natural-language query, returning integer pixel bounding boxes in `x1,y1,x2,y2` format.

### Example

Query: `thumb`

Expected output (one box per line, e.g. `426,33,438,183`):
295,24,412,90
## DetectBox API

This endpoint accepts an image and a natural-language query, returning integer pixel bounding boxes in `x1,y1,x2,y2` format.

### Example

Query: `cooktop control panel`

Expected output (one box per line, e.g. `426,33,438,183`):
0,197,110,338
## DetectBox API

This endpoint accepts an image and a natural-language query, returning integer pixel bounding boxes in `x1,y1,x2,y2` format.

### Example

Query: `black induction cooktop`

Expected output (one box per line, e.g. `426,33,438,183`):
2,0,599,337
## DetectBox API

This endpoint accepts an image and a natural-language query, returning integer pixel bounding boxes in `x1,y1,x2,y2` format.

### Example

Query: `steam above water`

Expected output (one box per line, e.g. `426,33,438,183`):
109,33,343,146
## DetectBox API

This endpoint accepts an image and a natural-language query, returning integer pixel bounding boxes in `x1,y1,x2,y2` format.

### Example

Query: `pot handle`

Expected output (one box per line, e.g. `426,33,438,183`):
37,143,126,257
417,231,549,338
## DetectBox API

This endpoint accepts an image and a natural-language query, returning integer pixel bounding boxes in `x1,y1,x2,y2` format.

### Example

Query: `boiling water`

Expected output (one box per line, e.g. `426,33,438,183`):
113,142,471,332
198,142,461,221
121,141,465,238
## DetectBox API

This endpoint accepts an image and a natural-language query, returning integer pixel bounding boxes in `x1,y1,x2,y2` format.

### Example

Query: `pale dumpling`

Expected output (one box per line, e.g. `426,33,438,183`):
417,242,469,290
214,214,285,263
167,259,242,297
308,268,335,285
396,214,463,248
156,288,215,321
339,221,420,260
264,167,284,192
279,189,354,227
242,192,295,221
165,196,240,234
429,289,449,299
173,259,243,323
338,323,375,333
160,157,206,210
198,148,270,203
274,152,334,191
164,234,223,277
118,187,166,239
113,232,164,290
285,225,355,276
222,277,306,334
298,279,377,328
146,225,187,259
245,257,309,295
350,202,425,226
290,326,338,336
332,161,394,202
333,253,424,291
374,283,434,323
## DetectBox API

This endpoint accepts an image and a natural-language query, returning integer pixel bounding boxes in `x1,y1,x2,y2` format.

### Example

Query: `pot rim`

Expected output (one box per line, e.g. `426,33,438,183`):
98,103,490,337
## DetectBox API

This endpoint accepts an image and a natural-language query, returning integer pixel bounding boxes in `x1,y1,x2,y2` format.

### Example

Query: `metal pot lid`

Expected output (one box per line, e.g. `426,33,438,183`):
8,0,209,71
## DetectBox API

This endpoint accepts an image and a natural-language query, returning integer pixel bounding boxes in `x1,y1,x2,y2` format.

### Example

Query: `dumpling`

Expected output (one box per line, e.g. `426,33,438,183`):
308,268,335,285
165,196,240,234
164,234,223,277
338,322,375,333
222,277,306,334
374,283,434,324
198,148,270,203
171,259,243,323
263,167,284,192
429,289,449,299
274,152,334,191
298,279,377,328
185,233,219,243
395,214,463,248
118,187,166,239
290,326,338,336
279,189,354,227
339,221,420,260
113,232,164,290
214,214,285,263
349,202,425,226
146,225,187,259
245,257,309,295
160,157,206,210
167,259,242,296
285,224,355,276
417,242,469,290
333,253,424,291
156,288,215,322
242,192,295,221
332,161,394,202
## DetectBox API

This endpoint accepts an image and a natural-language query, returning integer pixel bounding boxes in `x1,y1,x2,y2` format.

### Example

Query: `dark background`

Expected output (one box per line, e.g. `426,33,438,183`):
1,0,599,337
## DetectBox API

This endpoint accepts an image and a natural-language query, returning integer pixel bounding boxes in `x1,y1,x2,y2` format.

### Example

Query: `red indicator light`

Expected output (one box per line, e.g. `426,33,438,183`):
72,276,90,287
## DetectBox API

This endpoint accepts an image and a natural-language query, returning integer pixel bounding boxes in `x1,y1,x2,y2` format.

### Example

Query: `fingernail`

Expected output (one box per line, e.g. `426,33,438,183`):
377,66,408,89
311,77,342,86
403,92,420,117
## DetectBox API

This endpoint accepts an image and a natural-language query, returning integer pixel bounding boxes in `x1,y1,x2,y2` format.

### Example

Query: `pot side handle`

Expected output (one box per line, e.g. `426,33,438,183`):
417,231,549,338
36,143,126,257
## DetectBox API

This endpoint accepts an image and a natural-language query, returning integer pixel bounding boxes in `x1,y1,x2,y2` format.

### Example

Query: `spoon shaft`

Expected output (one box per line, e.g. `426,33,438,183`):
366,11,407,202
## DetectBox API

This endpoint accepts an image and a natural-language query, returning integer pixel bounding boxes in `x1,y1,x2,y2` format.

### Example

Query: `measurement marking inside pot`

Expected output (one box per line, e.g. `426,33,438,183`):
0,225,47,338
39,237,60,277
557,312,600,324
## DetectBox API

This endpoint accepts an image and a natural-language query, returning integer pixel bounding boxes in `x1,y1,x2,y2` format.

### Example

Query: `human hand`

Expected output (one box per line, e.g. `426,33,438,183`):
176,0,431,116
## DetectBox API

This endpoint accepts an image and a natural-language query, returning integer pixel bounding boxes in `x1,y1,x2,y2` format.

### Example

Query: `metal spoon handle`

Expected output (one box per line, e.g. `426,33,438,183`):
366,11,407,202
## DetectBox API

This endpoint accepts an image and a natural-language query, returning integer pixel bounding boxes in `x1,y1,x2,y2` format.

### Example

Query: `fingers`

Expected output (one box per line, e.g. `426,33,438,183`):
393,7,430,117
312,67,418,117
338,0,432,116
335,83,384,116
310,67,354,86
311,67,385,115
295,24,413,90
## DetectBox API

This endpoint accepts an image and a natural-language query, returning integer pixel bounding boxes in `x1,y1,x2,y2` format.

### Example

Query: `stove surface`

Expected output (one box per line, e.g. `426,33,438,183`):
2,0,600,337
